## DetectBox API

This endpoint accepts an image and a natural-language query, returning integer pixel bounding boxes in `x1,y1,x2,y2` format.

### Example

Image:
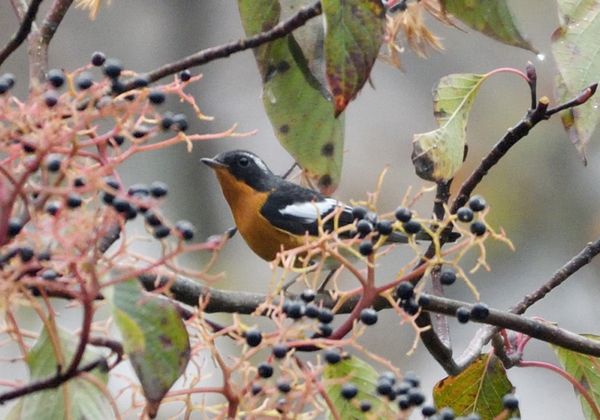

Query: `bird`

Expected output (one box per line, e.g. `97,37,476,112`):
201,150,438,269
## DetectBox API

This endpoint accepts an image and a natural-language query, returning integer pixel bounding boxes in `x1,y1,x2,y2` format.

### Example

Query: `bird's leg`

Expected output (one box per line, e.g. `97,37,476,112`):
316,267,341,292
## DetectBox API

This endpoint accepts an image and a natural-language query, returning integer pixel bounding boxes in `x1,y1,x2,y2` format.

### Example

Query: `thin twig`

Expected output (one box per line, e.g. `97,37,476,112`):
122,1,323,90
0,0,44,66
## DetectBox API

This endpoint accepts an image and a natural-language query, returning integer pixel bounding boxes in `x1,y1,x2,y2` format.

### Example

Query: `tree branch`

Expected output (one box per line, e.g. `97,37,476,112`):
123,0,323,90
0,0,44,67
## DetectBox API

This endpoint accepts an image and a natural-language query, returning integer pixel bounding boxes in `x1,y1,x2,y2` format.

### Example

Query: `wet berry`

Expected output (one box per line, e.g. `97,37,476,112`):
148,90,165,104
172,113,188,131
46,156,61,172
352,206,367,220
76,73,93,90
145,212,162,226
376,220,393,235
45,202,60,216
395,282,414,301
360,308,378,325
175,220,195,241
284,300,304,319
305,303,320,318
103,58,123,79
502,394,519,410
19,247,35,262
318,323,333,337
150,181,168,198
395,207,412,222
341,383,358,400
153,225,171,239
318,308,334,324
470,303,490,320
44,91,59,107
300,289,316,303
470,221,486,236
422,405,437,416
468,196,487,212
91,51,106,66
324,349,341,364
179,69,192,82
277,379,291,393
257,362,273,378
356,219,373,236
440,268,457,286
132,75,149,88
66,193,82,208
359,400,372,412
272,343,289,359
245,329,262,347
456,207,474,222
359,240,373,256
456,307,470,323
403,220,421,234
47,69,65,88
8,218,23,236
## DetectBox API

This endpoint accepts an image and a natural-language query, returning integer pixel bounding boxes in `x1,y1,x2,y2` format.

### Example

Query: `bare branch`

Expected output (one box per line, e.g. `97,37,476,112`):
123,1,323,89
0,0,44,67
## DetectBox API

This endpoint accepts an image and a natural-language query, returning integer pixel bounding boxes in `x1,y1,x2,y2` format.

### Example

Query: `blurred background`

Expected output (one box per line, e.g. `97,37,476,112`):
1,0,599,418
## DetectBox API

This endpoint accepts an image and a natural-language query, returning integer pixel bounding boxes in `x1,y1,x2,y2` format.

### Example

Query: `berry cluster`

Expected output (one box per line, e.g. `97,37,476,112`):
455,195,488,237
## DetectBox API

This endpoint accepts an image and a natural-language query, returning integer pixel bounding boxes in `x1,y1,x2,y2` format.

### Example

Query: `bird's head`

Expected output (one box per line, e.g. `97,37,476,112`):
201,150,276,192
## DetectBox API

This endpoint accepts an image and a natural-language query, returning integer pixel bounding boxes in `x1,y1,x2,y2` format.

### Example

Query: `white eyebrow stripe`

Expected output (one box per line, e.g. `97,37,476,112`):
279,198,341,222
242,152,269,172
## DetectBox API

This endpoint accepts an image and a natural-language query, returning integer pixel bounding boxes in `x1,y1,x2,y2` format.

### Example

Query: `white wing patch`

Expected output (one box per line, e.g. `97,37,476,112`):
279,198,342,223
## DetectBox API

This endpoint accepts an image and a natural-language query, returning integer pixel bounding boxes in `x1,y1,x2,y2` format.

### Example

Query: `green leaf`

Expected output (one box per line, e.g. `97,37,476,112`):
323,354,396,419
322,0,385,115
7,325,113,420
433,354,516,419
412,73,486,182
552,334,600,419
441,0,536,52
552,0,600,164
111,279,190,418
238,0,344,193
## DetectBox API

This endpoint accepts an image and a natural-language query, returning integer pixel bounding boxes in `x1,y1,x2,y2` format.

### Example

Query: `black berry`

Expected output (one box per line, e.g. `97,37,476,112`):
128,183,149,196
468,196,487,212
352,206,367,220
395,207,412,222
76,73,93,90
175,220,195,241
300,288,316,303
73,177,86,187
112,198,131,213
456,307,470,323
245,329,262,347
179,69,192,82
403,298,419,315
145,212,162,227
470,303,490,320
150,181,168,198
403,220,421,234
45,202,60,216
272,343,289,359
422,405,437,416
44,91,59,107
91,51,106,66
8,218,23,236
284,300,305,319
251,383,262,395
358,240,373,256
376,220,393,235
257,362,273,378
439,407,455,419
103,58,123,79
440,268,457,286
160,113,174,130
110,135,125,147
360,308,378,325
407,388,425,406
153,225,171,239
359,400,372,412
376,379,393,396
456,207,474,222
131,76,149,88
46,156,61,172
403,371,420,387
340,383,358,400
398,395,410,410
470,221,486,236
356,219,373,236
324,349,341,364
172,113,188,131
502,393,519,410
19,247,35,262
318,323,333,337
148,90,165,104
66,193,82,208
318,308,334,324
395,282,414,301
305,303,320,318
47,69,65,88
277,379,291,393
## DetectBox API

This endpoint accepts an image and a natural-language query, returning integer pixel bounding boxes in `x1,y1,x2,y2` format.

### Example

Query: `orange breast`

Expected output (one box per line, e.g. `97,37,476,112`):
215,169,305,262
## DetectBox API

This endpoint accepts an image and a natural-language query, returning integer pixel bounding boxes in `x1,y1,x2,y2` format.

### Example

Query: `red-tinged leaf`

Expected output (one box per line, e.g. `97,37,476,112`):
322,0,385,116
433,354,516,419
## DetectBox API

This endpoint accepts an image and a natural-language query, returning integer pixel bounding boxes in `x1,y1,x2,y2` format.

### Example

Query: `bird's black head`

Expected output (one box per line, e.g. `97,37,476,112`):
201,150,277,191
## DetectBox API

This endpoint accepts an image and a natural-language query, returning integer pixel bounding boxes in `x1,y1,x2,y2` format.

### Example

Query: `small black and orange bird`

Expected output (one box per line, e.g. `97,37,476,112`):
201,150,425,265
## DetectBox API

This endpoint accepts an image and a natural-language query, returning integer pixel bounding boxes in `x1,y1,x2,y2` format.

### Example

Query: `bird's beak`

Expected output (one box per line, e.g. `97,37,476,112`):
200,157,227,169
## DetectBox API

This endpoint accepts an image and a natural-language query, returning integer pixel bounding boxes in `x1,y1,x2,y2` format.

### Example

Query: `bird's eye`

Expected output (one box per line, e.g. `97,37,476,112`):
238,156,250,167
